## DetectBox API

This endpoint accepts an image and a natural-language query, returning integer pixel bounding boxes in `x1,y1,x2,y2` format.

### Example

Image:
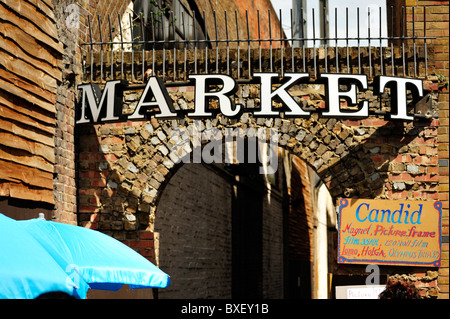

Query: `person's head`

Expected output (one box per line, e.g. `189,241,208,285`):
36,291,76,299
378,278,420,299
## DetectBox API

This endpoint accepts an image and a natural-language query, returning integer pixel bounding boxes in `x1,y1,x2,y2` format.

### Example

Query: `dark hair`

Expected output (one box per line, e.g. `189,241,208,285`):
36,291,76,299
378,279,421,299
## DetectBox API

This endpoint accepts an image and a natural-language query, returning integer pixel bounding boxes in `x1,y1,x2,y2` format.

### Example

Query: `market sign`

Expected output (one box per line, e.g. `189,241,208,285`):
76,73,424,124
338,199,442,267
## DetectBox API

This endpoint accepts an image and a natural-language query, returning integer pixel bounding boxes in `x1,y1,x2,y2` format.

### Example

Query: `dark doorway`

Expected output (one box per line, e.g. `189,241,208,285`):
283,156,313,299
231,163,264,299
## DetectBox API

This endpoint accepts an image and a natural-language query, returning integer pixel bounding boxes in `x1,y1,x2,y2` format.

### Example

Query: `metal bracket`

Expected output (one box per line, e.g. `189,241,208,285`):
414,94,436,119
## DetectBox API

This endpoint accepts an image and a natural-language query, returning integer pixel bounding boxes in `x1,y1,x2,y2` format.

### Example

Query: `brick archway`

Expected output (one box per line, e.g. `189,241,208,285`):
78,107,386,233
77,77,439,266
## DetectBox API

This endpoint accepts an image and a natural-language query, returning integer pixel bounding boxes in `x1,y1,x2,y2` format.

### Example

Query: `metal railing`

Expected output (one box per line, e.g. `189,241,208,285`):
81,6,435,84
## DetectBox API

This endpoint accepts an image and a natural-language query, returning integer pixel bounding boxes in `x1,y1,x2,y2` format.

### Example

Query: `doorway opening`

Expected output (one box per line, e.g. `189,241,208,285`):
154,147,336,299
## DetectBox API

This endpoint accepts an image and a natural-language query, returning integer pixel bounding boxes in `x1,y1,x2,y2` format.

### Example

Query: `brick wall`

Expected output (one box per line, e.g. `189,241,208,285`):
154,164,233,298
51,1,79,223
50,0,132,223
262,180,285,299
412,0,449,299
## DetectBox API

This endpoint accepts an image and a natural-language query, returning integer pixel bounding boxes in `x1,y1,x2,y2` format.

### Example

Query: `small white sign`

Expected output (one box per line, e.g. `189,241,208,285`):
336,285,386,299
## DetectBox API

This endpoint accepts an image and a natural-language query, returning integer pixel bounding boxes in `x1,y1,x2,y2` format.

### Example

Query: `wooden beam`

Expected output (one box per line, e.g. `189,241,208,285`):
0,118,54,147
0,28,62,82
9,182,54,204
0,131,55,163
0,102,54,135
0,145,53,173
0,66,57,105
0,50,58,93
0,0,64,54
0,91,55,126
0,159,53,190
0,72,56,114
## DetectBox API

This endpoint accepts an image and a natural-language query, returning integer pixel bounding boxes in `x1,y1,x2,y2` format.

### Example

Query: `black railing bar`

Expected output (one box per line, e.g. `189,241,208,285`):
98,14,104,82
172,11,177,81
357,7,361,73
236,10,240,78
225,11,230,75
290,8,294,73
335,8,338,73
88,15,94,82
313,8,317,77
368,8,372,77
424,6,427,77
346,8,350,73
150,13,155,79
129,13,134,80
413,6,417,78
246,10,252,77
279,9,284,76
204,10,208,74
193,10,197,74
139,13,145,81
379,7,383,75
118,13,124,79
108,15,114,79
390,6,394,75
214,11,219,73
268,9,273,72
401,6,405,76
181,12,187,80
161,12,166,80
302,36,306,72
257,10,262,72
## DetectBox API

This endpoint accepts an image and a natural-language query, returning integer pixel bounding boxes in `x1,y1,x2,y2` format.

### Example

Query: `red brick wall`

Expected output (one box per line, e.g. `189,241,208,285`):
409,0,449,299
50,0,132,224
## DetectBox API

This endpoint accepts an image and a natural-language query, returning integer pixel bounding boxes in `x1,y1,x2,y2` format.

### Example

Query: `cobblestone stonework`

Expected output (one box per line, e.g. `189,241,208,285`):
78,81,441,227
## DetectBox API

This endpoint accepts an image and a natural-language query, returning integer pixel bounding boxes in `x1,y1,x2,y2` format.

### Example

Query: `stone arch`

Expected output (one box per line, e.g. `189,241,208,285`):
147,113,382,202
79,105,383,233
151,146,320,298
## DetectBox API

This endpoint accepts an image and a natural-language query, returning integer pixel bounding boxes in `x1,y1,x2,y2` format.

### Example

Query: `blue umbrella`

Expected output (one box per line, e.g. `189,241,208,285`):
0,214,88,299
19,217,170,293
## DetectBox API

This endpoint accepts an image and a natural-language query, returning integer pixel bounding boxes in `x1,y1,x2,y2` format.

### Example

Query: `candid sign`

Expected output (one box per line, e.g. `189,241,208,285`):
338,199,442,267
